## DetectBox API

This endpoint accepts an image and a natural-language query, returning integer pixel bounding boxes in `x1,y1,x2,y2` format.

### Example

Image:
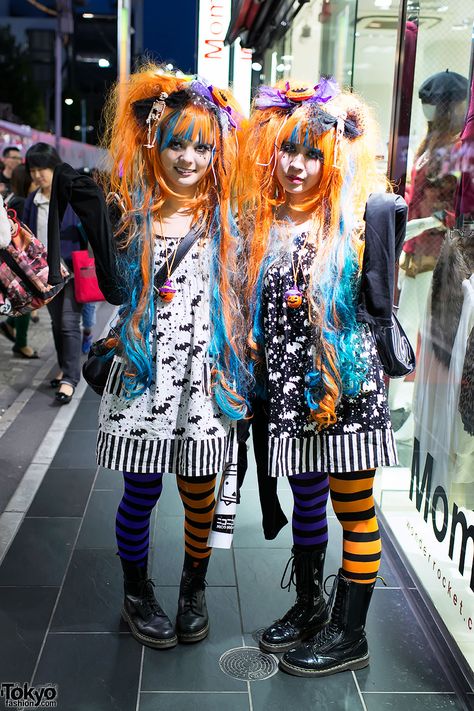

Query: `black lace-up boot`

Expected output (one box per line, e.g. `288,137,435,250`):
279,569,375,676
120,560,177,650
260,548,329,654
176,554,210,643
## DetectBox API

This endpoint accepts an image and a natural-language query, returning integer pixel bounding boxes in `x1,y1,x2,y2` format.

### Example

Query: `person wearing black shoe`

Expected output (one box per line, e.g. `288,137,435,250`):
176,553,210,643
23,143,86,404
260,547,328,654
2,164,39,360
53,67,249,650
238,80,403,676
280,570,375,676
121,560,177,649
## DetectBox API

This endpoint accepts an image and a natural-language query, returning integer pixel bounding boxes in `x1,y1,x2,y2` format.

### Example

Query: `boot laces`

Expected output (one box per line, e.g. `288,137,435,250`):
280,597,311,624
280,551,319,596
138,578,163,617
311,575,344,644
181,574,207,614
280,554,297,592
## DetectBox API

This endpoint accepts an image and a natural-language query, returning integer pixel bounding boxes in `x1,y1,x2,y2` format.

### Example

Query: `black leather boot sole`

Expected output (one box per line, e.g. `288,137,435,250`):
121,607,178,649
260,613,329,654
279,650,369,676
177,620,209,644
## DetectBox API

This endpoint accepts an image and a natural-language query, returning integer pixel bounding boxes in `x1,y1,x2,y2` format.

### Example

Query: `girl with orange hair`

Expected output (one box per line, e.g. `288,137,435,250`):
239,79,399,677
67,65,249,650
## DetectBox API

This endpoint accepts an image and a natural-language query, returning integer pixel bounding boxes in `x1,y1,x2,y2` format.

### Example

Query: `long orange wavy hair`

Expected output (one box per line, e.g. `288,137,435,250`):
239,87,389,428
101,64,249,416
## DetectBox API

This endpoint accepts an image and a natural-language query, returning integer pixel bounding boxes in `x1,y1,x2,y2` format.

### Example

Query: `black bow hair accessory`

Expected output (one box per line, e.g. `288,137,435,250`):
305,103,361,140
132,88,219,128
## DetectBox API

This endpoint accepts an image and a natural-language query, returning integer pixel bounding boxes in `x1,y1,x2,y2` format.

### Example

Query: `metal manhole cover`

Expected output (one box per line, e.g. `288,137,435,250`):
219,646,279,681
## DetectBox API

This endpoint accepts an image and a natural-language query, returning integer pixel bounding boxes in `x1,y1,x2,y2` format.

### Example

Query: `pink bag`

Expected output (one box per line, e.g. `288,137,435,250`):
72,250,105,303
0,210,69,316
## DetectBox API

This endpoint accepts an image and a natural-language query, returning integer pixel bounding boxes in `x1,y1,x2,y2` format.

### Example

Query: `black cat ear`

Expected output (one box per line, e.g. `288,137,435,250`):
131,98,158,127
343,109,363,139
307,105,342,135
343,117,362,139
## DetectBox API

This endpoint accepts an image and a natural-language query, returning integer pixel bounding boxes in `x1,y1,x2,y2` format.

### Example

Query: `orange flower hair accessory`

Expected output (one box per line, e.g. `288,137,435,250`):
210,86,231,108
254,77,340,110
285,82,317,102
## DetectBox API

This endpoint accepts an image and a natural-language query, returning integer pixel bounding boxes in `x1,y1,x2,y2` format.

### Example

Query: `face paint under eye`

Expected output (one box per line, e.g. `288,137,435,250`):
196,143,212,154
306,148,324,162
168,138,184,150
281,142,296,154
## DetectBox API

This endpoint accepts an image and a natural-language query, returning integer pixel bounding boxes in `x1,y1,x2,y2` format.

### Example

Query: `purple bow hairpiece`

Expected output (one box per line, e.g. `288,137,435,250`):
190,79,242,131
254,77,340,110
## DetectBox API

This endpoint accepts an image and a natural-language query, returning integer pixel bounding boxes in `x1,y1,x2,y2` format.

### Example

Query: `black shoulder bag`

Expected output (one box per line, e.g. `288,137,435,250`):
83,227,202,395
361,193,416,378
370,308,416,378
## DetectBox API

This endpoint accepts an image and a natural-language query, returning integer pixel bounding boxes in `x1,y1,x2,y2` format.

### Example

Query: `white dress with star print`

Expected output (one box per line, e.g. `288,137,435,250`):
261,234,398,477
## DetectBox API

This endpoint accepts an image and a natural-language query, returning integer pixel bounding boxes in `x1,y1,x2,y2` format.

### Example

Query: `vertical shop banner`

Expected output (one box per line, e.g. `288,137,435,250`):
197,0,231,88
232,38,252,116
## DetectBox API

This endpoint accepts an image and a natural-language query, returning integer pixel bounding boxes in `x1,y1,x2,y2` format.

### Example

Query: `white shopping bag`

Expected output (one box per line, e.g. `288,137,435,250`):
208,465,238,549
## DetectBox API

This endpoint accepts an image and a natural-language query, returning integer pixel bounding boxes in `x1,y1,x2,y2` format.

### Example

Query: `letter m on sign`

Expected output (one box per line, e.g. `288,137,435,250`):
205,39,223,59
409,438,433,522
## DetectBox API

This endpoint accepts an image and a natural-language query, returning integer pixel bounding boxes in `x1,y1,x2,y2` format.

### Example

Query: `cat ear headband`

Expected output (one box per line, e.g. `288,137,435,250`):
132,80,243,149
254,77,362,140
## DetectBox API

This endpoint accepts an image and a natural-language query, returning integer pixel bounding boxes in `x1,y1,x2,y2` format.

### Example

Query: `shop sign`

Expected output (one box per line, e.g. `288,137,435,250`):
386,439,474,671
197,0,231,88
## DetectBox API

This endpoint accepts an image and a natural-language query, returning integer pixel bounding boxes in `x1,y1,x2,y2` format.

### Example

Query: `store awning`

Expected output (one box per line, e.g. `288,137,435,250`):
225,0,264,46
225,0,309,53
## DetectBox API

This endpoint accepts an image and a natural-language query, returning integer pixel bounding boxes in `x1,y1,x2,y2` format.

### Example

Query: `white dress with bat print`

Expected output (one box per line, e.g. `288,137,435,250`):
96,236,237,477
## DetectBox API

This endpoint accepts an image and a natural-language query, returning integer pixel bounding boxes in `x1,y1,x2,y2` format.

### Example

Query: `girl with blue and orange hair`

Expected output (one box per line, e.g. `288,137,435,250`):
74,65,250,650
239,80,398,677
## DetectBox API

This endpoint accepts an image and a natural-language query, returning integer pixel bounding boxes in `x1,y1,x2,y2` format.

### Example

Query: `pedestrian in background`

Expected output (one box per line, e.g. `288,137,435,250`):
24,142,86,404
0,163,39,358
0,146,22,195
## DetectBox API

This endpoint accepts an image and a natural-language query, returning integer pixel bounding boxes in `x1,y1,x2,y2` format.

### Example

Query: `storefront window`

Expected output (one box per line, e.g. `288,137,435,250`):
351,0,401,171
374,2,474,675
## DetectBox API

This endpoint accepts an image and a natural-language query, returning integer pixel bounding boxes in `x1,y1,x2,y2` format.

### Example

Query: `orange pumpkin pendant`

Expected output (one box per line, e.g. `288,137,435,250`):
285,285,303,309
159,279,176,303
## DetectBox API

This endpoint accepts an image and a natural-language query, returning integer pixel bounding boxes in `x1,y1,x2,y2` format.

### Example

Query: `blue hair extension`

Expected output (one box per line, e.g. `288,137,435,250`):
207,206,251,420
247,249,273,400
305,370,323,411
304,157,369,416
114,195,155,399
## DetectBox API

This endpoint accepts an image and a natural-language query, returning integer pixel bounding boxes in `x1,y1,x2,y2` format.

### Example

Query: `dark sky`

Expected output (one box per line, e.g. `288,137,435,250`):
13,0,198,73
142,0,198,73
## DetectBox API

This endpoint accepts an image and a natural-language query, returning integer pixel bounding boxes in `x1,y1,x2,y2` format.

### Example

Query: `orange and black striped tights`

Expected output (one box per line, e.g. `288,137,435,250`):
116,471,217,568
289,469,381,584
116,469,380,582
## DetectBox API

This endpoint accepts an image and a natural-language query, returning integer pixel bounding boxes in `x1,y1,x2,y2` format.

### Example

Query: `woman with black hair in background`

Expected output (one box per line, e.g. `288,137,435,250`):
23,142,86,403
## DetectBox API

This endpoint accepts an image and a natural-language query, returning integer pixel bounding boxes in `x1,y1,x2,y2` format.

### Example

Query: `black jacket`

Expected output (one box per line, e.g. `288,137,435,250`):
357,192,408,327
47,163,124,304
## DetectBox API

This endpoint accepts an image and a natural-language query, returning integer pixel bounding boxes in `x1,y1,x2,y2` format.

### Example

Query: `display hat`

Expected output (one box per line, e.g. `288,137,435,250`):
418,69,469,105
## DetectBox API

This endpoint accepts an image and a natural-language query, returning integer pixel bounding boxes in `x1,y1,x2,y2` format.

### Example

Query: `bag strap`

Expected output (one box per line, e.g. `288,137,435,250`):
103,226,203,342
153,226,202,292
